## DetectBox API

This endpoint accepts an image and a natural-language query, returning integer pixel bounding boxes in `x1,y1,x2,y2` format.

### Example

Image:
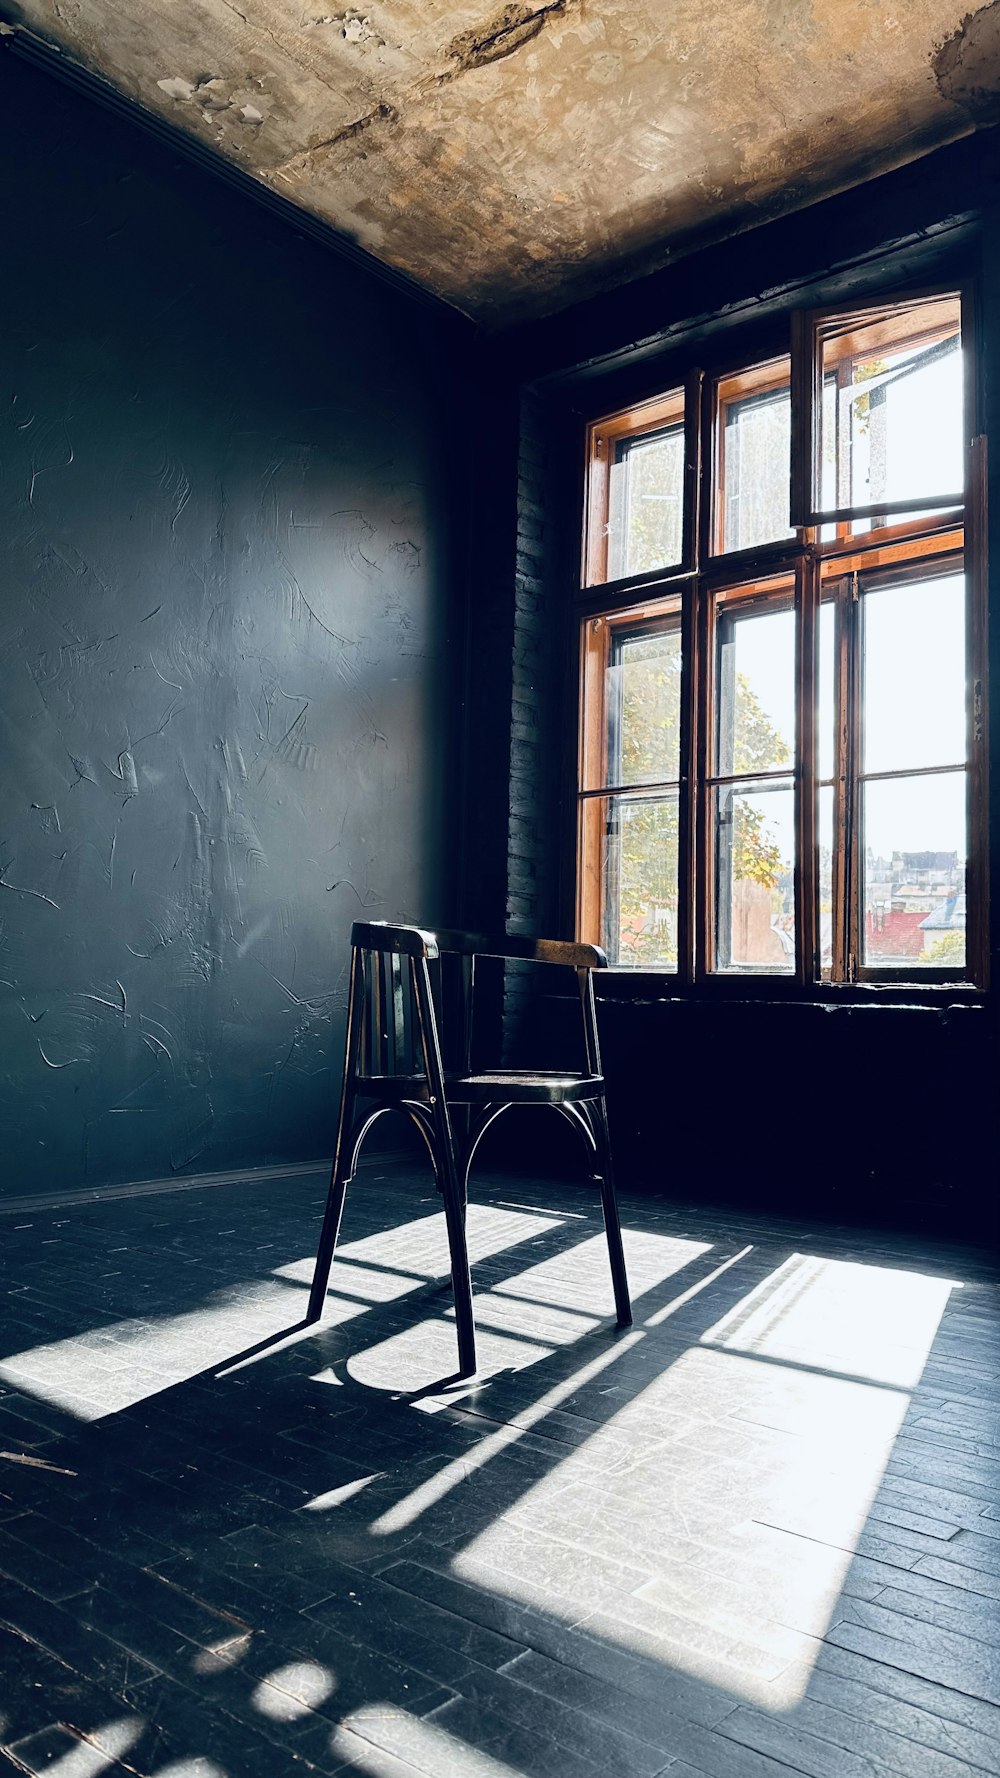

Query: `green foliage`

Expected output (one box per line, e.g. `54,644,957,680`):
852,357,887,436
733,803,783,888
612,634,790,961
921,928,965,965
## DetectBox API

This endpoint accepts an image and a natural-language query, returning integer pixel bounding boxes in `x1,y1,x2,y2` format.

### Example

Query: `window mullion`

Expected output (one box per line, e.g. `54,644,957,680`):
676,579,699,983
843,572,862,982
966,433,989,988
795,554,819,984
684,368,704,575
576,614,611,947
694,580,712,977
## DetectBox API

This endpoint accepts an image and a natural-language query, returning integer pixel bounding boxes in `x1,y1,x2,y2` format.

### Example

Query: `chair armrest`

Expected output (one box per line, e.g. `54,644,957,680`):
352,922,608,970
508,937,609,969
430,928,608,969
350,921,440,960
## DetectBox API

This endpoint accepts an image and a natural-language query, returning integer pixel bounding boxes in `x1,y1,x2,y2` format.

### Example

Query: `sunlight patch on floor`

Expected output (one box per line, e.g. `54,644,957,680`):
40,1718,144,1777
0,1206,571,1420
346,1318,554,1393
275,1203,565,1298
702,1252,959,1387
0,1277,310,1419
252,1659,336,1720
452,1254,956,1710
347,1225,711,1396
332,1707,515,1778
489,1229,711,1313
369,1330,646,1535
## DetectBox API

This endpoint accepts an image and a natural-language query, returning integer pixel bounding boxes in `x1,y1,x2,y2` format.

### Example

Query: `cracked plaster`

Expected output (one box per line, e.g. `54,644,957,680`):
1,0,994,322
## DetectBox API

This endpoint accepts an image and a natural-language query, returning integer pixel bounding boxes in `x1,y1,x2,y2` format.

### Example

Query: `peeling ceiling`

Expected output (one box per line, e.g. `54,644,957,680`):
4,0,999,323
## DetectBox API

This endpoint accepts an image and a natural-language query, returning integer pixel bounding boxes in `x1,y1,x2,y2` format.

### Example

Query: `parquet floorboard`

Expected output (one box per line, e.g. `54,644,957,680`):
0,1166,996,1776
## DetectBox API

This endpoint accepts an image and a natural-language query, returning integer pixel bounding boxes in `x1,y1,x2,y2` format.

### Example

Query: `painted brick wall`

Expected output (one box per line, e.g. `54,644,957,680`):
503,388,578,1062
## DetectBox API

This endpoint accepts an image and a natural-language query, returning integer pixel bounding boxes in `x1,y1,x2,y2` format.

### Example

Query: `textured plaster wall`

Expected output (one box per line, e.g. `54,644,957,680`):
0,55,468,1196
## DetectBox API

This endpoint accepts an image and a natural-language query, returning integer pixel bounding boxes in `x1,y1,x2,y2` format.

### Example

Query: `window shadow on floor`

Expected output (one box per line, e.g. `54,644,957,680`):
0,1168,996,1777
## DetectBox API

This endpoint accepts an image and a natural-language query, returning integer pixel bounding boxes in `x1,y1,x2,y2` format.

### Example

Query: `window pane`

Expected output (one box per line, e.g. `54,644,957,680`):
607,626,682,787
862,571,965,775
716,604,795,775
603,794,679,968
862,772,966,971
818,599,836,783
717,361,793,553
608,425,684,579
820,374,837,519
714,780,795,973
819,783,835,978
819,298,962,519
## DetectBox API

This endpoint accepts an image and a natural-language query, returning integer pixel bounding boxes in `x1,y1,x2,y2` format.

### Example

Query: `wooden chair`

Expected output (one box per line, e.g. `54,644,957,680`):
307,921,632,1376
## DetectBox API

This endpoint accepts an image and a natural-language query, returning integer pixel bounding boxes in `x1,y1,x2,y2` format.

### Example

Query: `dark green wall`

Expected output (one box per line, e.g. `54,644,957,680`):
0,51,471,1195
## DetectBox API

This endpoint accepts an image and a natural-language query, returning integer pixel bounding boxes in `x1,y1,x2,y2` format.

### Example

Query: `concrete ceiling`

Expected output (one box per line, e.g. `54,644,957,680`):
4,0,999,323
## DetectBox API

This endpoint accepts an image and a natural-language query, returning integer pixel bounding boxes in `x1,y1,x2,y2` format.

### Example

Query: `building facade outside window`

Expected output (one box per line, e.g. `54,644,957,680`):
577,290,987,986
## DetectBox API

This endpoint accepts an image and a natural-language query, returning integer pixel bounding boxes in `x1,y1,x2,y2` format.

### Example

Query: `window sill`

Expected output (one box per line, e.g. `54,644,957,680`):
595,969,987,1009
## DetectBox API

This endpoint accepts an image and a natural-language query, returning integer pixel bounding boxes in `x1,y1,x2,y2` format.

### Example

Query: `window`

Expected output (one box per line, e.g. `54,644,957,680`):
578,290,985,985
584,389,687,585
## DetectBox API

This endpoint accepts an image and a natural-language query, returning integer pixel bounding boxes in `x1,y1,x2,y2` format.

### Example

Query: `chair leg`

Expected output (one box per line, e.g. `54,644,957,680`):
306,1144,351,1323
591,1096,632,1329
411,955,476,1376
309,945,365,1324
444,1192,477,1377
432,1100,477,1377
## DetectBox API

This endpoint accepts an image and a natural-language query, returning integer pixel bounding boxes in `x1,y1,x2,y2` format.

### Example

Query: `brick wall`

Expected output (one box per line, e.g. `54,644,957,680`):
503,387,577,1061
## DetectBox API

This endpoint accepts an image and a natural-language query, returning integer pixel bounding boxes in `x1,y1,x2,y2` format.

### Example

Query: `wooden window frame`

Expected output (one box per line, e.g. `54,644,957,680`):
818,541,973,984
583,381,696,593
710,356,793,559
791,292,964,531
576,282,987,992
578,594,687,973
701,574,799,979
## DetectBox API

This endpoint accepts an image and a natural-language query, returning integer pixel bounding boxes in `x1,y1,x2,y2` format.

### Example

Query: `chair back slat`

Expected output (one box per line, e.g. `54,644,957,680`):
373,950,389,1076
347,920,608,1084
578,967,602,1075
389,952,406,1075
426,950,443,1054
359,950,373,1076
460,953,475,1074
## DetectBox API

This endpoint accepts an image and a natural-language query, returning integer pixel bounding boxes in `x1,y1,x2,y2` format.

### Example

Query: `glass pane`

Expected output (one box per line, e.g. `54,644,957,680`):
606,625,682,787
608,422,684,579
862,571,966,775
716,604,795,776
820,373,837,517
714,779,795,973
717,361,793,553
862,771,966,972
819,298,962,519
819,783,835,978
603,794,679,968
819,599,836,782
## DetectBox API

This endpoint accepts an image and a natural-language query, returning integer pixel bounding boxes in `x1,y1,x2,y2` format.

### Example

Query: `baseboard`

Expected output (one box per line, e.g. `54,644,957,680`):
0,1150,411,1216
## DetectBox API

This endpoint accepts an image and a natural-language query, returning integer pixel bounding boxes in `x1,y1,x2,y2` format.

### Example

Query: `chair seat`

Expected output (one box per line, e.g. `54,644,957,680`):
354,1070,605,1106
450,1069,606,1105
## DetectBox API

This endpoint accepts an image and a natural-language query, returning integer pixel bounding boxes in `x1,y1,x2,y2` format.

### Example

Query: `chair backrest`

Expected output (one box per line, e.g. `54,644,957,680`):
346,922,607,1085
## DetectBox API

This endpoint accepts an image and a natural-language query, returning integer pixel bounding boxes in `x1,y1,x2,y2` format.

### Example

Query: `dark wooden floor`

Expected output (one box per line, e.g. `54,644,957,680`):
0,1163,997,1778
